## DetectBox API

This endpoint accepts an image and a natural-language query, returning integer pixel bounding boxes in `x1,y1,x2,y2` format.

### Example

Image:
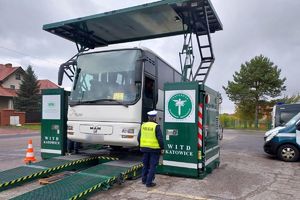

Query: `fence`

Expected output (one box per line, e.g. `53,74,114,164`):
222,119,272,130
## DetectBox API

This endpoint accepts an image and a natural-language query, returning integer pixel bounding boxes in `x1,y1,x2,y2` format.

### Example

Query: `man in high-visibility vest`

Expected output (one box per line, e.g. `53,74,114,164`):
138,110,164,187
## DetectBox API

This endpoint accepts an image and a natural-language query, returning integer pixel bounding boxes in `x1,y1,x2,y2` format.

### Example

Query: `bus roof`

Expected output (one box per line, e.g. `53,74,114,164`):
43,0,222,49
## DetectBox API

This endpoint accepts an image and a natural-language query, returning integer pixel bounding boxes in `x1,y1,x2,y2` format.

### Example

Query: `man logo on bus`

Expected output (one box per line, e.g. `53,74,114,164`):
168,93,192,119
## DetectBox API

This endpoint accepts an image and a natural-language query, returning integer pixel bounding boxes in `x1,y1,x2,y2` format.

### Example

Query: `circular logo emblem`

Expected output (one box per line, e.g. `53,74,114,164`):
168,93,192,119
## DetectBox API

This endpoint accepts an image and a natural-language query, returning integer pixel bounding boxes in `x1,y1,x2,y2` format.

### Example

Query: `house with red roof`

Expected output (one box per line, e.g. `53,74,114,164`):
38,79,59,93
0,63,59,109
0,63,25,109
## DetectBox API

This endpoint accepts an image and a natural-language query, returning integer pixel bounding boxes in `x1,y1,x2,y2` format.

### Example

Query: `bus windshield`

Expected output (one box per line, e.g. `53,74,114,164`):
285,112,300,127
70,50,142,106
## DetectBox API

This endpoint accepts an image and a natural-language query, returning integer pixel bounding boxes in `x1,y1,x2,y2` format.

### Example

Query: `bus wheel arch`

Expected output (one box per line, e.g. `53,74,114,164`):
277,143,300,162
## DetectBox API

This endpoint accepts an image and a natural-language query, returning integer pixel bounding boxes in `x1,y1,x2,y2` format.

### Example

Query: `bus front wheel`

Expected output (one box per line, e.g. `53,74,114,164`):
277,144,299,162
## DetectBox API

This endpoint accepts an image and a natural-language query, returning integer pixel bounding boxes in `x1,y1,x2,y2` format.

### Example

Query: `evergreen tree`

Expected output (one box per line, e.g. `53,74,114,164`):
223,55,286,128
14,65,41,112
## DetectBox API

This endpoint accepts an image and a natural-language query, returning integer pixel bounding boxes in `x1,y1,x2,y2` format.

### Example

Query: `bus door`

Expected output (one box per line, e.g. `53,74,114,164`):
142,76,156,122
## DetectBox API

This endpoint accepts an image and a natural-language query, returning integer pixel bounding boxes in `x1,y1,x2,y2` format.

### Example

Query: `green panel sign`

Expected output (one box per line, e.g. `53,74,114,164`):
161,82,221,178
163,82,199,177
41,89,68,159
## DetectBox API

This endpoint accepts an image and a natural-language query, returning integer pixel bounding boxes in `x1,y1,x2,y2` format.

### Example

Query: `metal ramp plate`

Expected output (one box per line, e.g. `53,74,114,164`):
0,155,102,191
12,162,143,200
43,0,222,49
0,166,43,184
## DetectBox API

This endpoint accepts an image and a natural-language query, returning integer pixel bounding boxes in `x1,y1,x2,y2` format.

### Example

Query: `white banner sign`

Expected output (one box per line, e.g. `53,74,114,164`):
42,95,61,120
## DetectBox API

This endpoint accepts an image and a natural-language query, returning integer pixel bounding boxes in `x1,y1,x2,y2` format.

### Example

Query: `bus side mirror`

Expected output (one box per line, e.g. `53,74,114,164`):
58,65,64,86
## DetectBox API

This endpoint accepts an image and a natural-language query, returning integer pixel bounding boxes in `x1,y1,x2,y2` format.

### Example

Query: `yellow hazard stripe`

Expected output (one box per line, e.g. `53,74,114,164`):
68,163,143,199
69,176,120,200
0,156,101,190
0,156,121,190
98,156,119,161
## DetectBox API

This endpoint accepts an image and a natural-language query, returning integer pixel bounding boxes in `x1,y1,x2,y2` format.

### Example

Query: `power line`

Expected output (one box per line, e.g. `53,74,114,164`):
0,45,61,65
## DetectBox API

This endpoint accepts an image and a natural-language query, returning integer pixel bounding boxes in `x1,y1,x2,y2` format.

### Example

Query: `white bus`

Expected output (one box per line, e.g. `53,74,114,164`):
65,48,181,147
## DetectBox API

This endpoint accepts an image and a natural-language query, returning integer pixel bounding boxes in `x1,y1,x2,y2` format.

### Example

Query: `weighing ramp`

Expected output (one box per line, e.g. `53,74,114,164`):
0,155,117,191
12,160,143,200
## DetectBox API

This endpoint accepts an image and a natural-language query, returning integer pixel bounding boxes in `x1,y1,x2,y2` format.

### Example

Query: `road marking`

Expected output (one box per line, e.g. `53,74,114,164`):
149,189,210,200
0,153,24,157
133,187,210,199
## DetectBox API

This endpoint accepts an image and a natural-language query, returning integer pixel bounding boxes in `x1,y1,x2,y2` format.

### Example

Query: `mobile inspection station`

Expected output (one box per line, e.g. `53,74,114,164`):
0,0,223,199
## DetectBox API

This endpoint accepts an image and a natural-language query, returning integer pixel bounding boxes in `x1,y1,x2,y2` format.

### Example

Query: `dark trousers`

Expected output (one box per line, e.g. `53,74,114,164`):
142,152,160,186
67,140,80,153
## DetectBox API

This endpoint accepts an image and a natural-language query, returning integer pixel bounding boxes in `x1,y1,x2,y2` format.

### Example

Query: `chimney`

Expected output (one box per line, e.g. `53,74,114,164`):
5,63,12,68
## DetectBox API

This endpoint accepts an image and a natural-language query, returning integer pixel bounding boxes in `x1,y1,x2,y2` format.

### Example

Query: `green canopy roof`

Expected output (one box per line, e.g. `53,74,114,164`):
43,0,222,49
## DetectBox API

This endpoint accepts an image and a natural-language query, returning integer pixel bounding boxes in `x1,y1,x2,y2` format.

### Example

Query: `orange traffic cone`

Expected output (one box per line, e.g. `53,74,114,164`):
24,139,36,164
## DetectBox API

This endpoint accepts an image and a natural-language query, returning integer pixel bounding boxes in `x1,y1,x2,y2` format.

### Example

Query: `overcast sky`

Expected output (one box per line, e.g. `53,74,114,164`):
0,0,299,113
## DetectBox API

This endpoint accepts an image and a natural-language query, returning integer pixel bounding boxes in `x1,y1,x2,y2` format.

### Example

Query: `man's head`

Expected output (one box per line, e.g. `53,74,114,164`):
147,110,157,122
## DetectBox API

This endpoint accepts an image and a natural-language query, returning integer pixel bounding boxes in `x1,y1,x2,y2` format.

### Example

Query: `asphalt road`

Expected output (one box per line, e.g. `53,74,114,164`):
0,133,41,171
0,129,299,200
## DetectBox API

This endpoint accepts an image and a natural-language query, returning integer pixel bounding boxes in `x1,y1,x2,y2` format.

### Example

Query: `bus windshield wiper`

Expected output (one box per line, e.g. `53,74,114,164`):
82,99,128,108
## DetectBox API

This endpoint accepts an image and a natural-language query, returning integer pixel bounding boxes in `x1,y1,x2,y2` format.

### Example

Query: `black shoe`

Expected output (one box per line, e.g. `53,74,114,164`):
142,178,146,184
146,183,156,187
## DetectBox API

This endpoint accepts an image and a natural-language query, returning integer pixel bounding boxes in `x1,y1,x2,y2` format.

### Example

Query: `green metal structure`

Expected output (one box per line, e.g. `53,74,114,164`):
43,0,222,49
43,0,222,84
41,88,69,159
159,82,221,178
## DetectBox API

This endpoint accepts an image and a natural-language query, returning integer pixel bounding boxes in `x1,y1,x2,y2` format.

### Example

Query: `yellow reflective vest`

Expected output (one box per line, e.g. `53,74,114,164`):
140,122,160,149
